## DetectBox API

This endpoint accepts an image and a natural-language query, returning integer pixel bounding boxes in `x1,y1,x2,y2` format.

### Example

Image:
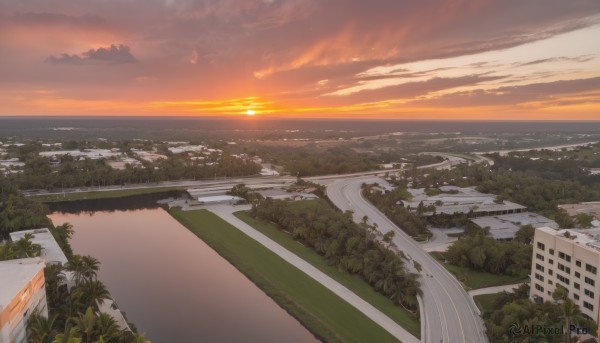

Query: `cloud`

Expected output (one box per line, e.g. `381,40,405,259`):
46,44,137,64
517,55,595,66
190,50,198,64
411,76,600,107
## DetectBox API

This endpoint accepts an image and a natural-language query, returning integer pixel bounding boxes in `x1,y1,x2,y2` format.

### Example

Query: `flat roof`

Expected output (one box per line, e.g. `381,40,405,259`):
473,212,558,231
0,258,45,310
197,195,244,203
10,228,69,266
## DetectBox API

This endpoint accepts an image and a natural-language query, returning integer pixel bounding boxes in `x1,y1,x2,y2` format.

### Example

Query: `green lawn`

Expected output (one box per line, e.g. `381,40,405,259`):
473,293,503,314
234,211,420,337
169,208,402,343
430,252,528,290
31,186,183,202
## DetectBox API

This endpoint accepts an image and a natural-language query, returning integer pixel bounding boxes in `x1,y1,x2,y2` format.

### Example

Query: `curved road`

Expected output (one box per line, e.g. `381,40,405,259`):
327,177,487,343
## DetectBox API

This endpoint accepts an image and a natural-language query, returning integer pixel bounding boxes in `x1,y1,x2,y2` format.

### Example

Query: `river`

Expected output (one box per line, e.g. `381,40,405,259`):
48,199,318,343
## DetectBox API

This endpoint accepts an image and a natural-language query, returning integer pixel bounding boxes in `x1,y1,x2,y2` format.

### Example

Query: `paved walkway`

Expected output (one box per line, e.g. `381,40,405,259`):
206,204,419,343
468,283,524,297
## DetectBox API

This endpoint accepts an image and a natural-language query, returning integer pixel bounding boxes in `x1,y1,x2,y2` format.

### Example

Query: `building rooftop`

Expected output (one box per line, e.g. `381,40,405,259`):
10,228,69,266
537,226,600,253
0,258,45,310
197,195,244,203
473,212,559,239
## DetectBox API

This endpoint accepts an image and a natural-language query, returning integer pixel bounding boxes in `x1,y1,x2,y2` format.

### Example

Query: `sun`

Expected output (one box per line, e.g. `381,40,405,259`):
245,109,256,116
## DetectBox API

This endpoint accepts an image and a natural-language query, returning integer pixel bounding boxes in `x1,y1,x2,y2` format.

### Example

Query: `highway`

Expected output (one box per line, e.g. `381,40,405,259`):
327,177,488,343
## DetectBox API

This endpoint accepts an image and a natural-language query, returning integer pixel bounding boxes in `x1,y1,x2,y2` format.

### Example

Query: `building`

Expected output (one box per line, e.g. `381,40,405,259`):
197,195,244,205
0,258,48,343
10,229,73,287
471,212,559,240
10,229,69,267
530,227,600,324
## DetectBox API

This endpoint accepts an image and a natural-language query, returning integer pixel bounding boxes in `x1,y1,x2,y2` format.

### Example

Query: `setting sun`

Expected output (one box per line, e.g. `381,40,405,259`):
246,109,256,116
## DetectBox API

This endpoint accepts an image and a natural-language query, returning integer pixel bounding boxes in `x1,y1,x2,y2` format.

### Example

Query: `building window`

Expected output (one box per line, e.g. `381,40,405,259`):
576,260,582,267
535,273,544,282
535,283,544,292
558,263,571,274
585,277,595,286
574,294,580,300
536,264,544,272
586,264,597,274
549,248,554,255
548,280,553,285
575,272,581,278
536,253,544,261
584,301,594,311
549,259,554,265
575,282,580,289
557,274,570,285
558,252,572,262
549,269,553,276
537,242,545,251
585,289,595,298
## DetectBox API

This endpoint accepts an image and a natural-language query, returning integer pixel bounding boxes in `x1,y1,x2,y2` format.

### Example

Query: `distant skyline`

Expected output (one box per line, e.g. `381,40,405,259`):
1,0,599,119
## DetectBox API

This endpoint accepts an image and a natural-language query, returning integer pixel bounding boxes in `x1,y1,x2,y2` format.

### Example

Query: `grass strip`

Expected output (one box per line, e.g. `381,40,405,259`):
31,187,183,202
169,208,401,343
473,293,504,314
234,210,420,337
430,252,528,290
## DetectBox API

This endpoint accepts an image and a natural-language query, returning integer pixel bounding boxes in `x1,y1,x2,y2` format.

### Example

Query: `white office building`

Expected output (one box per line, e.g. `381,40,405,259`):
530,227,600,323
0,258,47,343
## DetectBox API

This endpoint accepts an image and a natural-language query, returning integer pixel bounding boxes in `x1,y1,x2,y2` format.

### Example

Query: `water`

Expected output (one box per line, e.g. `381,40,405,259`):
49,207,318,343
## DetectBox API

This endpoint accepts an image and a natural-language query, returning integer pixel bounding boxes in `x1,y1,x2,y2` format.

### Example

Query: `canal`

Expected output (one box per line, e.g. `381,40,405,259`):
48,196,318,343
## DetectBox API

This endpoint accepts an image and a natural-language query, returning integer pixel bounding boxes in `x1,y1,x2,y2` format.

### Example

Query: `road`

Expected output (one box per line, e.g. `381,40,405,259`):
25,168,403,197
468,283,524,297
208,204,420,343
327,177,487,343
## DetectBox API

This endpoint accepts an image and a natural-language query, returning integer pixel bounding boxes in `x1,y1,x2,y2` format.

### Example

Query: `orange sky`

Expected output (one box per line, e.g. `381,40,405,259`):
1,0,599,120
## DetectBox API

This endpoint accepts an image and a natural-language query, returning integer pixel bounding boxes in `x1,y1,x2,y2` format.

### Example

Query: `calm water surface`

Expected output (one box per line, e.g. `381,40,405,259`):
49,208,318,343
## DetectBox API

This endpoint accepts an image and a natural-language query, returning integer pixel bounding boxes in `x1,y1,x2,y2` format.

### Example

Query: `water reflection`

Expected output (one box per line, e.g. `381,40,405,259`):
49,208,317,343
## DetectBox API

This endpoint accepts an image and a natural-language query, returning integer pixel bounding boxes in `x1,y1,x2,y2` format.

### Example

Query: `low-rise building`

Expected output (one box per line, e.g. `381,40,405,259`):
10,229,72,287
0,258,47,343
197,195,244,205
530,227,600,324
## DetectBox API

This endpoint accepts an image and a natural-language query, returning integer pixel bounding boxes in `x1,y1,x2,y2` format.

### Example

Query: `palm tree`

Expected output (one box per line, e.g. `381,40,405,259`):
72,280,111,311
96,313,121,342
27,312,57,343
14,233,42,258
66,255,100,286
73,307,96,343
0,242,16,261
52,323,82,343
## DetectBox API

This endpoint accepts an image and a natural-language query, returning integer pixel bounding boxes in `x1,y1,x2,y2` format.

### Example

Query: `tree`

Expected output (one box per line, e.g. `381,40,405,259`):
514,224,534,244
52,323,81,343
575,213,594,228
73,308,96,343
67,255,100,286
27,312,57,343
72,280,111,311
13,233,42,258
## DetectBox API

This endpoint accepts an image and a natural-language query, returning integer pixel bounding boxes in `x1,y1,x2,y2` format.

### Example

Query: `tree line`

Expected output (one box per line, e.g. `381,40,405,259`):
362,184,431,238
7,154,261,190
443,225,533,278
249,198,422,312
482,284,597,343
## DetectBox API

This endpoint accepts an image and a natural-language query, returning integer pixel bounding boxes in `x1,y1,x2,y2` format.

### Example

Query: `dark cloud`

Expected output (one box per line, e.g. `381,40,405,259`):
320,74,506,106
6,11,107,28
517,55,595,66
46,44,137,65
412,76,600,107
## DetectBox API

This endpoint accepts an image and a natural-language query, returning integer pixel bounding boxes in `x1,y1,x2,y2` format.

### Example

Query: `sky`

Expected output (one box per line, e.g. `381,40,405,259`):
1,0,600,120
